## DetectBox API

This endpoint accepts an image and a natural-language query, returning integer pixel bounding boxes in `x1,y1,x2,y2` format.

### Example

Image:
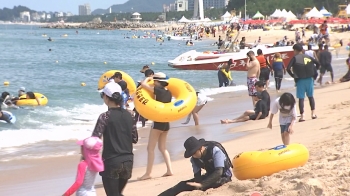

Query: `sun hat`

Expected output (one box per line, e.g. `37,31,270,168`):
19,87,25,92
77,136,104,172
153,72,169,82
140,65,150,73
184,136,206,158
101,82,122,97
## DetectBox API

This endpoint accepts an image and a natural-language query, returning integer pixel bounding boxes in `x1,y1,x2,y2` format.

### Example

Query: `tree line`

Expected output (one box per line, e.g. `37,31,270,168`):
226,0,346,17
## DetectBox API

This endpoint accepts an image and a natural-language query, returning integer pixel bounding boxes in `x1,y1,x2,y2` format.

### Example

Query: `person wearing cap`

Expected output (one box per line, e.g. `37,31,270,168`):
91,82,138,196
287,43,319,122
63,136,104,196
220,91,268,124
140,65,150,73
138,72,174,180
158,136,232,196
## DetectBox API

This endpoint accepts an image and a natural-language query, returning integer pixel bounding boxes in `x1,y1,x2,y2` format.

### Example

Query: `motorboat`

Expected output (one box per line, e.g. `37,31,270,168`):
168,44,331,71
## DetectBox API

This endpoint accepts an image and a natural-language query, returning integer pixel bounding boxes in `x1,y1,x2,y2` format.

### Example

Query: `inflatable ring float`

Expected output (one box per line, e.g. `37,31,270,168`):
98,70,137,95
16,93,48,106
332,43,341,48
233,144,309,180
134,78,197,122
0,111,16,123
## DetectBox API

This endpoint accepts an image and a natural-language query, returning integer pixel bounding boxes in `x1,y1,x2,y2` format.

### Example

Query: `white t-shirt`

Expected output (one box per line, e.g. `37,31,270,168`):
271,97,297,125
305,50,314,58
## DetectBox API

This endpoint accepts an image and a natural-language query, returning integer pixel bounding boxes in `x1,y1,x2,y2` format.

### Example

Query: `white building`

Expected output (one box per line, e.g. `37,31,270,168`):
20,11,31,22
31,12,40,21
79,4,91,15
131,12,142,23
175,0,188,11
39,12,46,20
46,14,51,19
66,12,74,16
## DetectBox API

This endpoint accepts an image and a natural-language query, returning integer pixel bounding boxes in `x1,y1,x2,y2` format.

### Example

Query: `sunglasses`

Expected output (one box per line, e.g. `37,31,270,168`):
100,92,105,99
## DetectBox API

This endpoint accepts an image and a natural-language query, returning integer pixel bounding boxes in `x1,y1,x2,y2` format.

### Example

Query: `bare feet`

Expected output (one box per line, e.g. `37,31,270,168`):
138,174,152,181
221,119,228,124
162,172,174,177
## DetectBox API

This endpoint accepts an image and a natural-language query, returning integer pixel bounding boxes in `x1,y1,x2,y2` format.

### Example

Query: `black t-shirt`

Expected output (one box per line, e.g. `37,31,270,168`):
254,100,268,117
154,86,172,103
92,107,135,165
261,90,270,112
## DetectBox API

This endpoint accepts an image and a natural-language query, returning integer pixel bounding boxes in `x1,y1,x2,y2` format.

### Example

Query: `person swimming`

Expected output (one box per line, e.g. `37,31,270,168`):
48,37,52,41
1,92,19,109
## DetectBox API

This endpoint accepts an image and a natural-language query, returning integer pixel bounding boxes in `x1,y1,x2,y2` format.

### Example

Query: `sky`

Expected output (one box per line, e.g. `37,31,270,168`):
0,0,128,14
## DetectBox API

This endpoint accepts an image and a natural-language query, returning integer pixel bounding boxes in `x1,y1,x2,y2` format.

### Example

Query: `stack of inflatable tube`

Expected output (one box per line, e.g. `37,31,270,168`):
134,78,197,122
16,93,48,106
98,70,136,95
233,144,309,180
0,111,16,123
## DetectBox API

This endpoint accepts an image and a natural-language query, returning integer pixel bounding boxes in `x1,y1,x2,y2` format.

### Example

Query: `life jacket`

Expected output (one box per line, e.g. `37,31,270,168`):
192,140,233,177
256,55,267,68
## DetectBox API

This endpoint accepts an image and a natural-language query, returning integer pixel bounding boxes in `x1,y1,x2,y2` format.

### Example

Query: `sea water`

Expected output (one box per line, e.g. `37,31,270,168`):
0,24,347,162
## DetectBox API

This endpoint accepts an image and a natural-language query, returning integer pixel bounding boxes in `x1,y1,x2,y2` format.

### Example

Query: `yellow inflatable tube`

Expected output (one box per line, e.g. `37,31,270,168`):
16,93,48,106
97,70,136,95
233,144,309,180
134,78,197,122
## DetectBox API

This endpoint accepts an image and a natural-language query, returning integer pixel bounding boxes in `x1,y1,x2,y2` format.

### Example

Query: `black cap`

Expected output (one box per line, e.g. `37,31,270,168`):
293,44,303,52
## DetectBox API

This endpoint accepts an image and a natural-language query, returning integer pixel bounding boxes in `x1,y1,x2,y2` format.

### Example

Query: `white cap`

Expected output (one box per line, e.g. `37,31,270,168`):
19,87,25,91
102,82,122,97
153,72,169,82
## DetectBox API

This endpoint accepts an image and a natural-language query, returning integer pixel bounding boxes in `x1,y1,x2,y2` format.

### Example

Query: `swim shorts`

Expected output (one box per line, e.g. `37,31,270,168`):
153,122,170,131
247,77,258,96
280,123,291,133
249,114,266,120
296,77,314,99
320,64,333,74
259,67,271,83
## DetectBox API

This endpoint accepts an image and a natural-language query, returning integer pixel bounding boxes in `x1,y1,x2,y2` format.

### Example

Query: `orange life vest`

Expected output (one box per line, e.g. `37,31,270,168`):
256,55,267,68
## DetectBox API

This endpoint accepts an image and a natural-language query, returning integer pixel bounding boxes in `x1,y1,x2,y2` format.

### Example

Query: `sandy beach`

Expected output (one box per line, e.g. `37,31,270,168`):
1,26,350,196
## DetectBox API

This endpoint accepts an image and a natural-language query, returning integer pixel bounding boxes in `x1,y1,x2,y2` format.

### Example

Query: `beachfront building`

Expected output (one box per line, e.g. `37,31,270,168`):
79,4,91,16
20,11,30,22
188,0,228,10
31,12,40,21
175,0,188,11
131,12,142,23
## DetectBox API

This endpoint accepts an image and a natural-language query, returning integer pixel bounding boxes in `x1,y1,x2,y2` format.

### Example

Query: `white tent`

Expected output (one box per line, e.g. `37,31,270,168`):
305,7,324,18
221,11,232,22
281,9,288,16
286,11,297,19
346,4,350,15
271,9,282,18
319,7,332,16
230,16,239,23
178,16,191,23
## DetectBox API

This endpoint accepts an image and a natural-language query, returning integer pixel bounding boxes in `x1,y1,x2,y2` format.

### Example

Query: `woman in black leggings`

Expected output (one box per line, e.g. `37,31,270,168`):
272,53,286,92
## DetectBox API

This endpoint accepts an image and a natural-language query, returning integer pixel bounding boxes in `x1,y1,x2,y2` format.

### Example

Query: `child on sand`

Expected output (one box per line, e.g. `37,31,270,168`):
182,92,208,126
267,93,297,145
221,92,268,124
63,136,104,196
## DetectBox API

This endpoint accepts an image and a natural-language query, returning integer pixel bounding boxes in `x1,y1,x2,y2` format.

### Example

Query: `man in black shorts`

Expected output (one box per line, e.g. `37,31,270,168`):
221,92,267,124
318,45,334,85
256,49,272,88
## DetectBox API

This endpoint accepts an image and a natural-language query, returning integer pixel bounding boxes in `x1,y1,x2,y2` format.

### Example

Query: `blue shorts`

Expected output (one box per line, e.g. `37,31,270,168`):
280,123,291,133
296,78,314,99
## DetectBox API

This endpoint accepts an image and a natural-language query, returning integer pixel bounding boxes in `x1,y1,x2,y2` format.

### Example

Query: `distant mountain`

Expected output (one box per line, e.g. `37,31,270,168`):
0,5,33,21
92,0,175,15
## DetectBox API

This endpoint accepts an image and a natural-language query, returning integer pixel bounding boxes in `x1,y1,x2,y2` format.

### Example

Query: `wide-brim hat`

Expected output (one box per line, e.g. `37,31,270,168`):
153,72,169,83
184,136,206,158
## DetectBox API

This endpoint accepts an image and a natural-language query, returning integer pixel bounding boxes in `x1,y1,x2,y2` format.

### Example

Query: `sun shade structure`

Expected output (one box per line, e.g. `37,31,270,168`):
271,9,282,18
178,16,191,23
320,7,332,17
305,7,324,18
252,11,264,19
221,11,232,21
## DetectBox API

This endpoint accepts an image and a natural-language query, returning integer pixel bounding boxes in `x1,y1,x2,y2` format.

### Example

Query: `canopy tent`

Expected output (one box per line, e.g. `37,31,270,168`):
281,9,288,16
286,11,297,19
221,11,232,22
270,9,282,18
305,7,324,18
178,16,191,23
252,11,264,19
202,18,212,22
319,7,332,17
347,4,350,15
230,16,240,23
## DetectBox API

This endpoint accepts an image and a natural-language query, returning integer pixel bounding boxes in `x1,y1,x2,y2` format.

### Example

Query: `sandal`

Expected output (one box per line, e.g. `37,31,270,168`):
298,118,305,122
312,115,317,119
